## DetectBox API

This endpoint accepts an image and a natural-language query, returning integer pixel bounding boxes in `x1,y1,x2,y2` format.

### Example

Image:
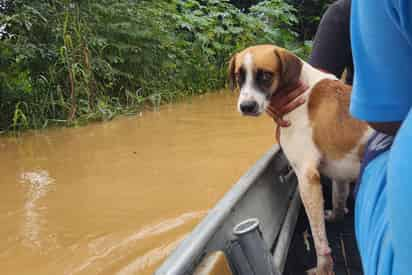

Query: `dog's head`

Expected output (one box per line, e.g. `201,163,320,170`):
229,45,302,116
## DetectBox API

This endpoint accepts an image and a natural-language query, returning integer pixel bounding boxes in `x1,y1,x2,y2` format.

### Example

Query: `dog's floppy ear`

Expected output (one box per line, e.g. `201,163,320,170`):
228,54,237,91
274,48,302,89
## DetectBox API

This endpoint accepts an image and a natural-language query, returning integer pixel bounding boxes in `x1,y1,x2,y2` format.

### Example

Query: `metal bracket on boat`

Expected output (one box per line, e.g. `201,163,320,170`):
279,165,294,184
227,218,280,275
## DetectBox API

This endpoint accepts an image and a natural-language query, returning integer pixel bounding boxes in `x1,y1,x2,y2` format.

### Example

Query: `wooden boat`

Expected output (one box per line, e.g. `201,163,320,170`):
155,145,362,275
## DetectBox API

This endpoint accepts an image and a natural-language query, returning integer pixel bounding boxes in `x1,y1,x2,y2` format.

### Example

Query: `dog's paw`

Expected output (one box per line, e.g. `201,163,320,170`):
306,254,334,275
306,267,317,275
306,267,334,275
325,208,348,222
317,254,335,275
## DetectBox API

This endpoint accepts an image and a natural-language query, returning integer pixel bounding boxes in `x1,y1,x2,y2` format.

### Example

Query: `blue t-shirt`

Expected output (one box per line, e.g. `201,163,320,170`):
350,0,412,122
351,0,412,274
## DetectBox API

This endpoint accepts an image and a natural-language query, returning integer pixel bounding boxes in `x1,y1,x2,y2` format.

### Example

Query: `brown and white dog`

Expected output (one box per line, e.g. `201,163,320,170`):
229,45,372,275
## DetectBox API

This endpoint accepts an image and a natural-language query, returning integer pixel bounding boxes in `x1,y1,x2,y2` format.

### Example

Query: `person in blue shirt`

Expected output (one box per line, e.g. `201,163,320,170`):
350,0,412,274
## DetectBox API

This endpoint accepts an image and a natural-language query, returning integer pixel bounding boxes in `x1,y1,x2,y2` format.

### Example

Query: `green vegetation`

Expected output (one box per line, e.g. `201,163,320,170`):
0,0,321,133
291,0,334,40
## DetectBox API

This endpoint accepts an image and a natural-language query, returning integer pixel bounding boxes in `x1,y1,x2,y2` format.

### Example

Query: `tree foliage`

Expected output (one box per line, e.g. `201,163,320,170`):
0,0,307,133
292,0,335,40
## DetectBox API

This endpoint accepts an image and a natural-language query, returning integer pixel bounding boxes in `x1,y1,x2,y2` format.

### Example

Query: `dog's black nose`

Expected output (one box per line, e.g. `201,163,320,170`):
240,101,258,114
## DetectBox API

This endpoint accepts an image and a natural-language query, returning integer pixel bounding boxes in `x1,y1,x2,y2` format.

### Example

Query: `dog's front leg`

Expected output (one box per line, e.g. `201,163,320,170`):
298,165,334,275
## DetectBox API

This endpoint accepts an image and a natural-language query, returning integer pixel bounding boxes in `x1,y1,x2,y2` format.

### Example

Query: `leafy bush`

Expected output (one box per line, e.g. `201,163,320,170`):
287,0,335,40
231,0,335,40
0,0,306,133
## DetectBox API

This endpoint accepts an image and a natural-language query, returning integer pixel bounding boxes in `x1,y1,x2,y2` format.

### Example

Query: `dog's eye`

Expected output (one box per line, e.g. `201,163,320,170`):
236,67,246,87
263,72,273,81
259,71,273,82
256,70,273,86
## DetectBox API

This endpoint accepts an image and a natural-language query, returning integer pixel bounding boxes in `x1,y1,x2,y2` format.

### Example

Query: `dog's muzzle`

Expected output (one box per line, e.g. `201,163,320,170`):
239,100,259,115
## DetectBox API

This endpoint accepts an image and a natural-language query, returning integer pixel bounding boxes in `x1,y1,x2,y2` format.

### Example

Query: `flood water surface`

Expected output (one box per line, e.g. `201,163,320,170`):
0,91,274,275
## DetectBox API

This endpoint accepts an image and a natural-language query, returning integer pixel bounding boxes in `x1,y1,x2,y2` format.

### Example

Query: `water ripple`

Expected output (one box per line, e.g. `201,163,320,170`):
116,236,185,275
67,210,206,275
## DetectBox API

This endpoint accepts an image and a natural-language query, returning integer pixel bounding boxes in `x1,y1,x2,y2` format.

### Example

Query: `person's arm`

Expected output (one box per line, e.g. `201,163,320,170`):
351,0,411,136
309,0,353,84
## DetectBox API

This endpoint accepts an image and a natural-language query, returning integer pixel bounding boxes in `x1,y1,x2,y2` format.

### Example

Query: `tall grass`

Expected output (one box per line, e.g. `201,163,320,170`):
0,0,310,133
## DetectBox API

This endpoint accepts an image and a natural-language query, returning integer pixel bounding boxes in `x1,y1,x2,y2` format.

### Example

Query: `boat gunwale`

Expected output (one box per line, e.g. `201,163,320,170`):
155,145,281,275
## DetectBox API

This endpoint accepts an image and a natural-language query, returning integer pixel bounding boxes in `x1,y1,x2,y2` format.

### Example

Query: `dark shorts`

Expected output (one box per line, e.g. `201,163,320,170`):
354,131,394,196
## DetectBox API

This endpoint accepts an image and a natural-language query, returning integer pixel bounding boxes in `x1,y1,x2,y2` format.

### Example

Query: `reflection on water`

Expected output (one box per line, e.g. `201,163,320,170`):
20,170,55,249
0,91,273,274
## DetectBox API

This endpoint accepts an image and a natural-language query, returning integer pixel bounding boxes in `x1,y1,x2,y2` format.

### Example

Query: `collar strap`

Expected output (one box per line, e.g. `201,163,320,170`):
276,81,305,97
271,81,306,144
275,123,281,144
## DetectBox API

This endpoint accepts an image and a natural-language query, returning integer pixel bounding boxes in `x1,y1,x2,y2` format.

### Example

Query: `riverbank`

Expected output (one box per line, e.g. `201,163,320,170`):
0,0,311,134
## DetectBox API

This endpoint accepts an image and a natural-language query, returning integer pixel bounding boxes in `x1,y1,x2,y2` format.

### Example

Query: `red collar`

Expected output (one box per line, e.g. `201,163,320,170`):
276,81,305,97
271,81,306,144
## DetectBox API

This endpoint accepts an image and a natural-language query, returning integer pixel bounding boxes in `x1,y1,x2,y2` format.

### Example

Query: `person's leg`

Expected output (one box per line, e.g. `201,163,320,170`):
355,151,394,274
388,109,412,274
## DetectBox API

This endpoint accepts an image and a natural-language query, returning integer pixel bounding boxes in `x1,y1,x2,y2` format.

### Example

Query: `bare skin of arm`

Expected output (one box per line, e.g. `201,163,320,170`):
368,122,401,136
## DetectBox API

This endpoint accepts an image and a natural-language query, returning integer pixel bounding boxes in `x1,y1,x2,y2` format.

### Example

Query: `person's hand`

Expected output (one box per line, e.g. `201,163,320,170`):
266,82,309,127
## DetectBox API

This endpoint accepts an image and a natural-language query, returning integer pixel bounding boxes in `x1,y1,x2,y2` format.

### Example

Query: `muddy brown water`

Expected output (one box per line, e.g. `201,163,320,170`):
0,91,274,275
